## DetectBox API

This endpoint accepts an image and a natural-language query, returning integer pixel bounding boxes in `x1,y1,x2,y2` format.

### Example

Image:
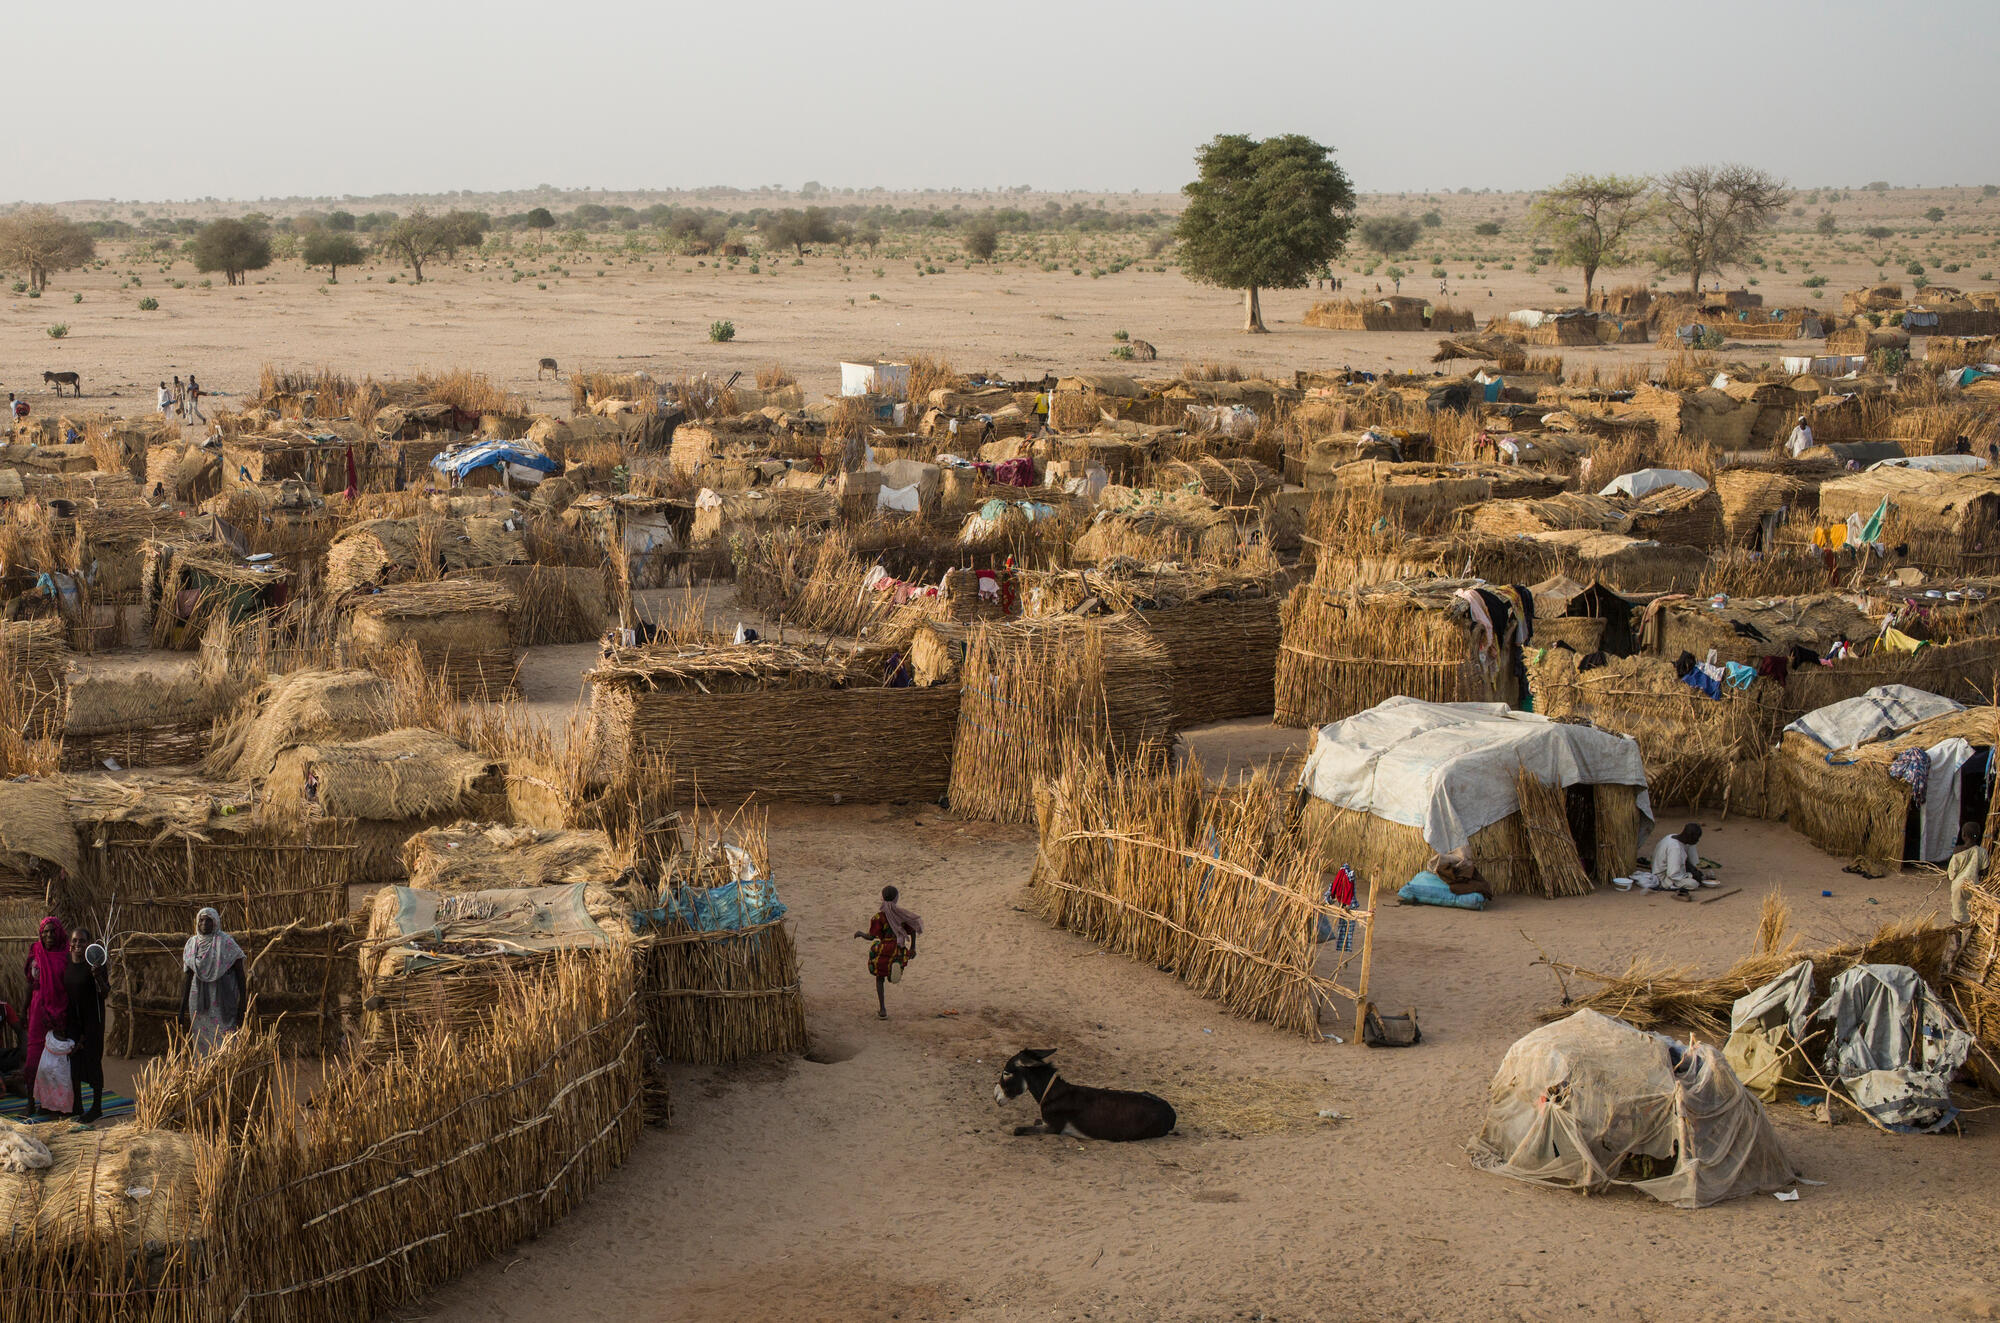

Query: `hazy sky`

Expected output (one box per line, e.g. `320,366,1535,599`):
13,0,1998,204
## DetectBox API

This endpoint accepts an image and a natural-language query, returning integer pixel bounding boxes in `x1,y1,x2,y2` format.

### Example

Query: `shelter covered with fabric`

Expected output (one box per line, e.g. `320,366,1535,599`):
1294,698,1651,896
1470,1009,1796,1208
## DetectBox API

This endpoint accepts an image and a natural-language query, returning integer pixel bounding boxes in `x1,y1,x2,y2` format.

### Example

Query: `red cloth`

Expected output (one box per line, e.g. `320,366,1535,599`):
993,457,1036,487
344,446,358,500
866,912,909,978
23,916,69,1084
1328,866,1357,908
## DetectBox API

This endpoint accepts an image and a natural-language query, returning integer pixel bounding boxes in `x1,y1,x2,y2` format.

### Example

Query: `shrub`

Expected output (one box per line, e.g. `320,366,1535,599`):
1110,344,1134,361
1473,221,1501,236
138,296,159,310
46,323,67,338
709,319,736,343
1802,275,1827,288
1553,285,1569,293
26,288,40,299
71,292,81,303
1112,328,1129,341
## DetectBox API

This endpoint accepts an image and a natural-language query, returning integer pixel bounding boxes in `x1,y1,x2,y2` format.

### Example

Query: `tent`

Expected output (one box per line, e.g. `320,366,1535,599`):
1469,1010,1796,1208
1298,697,1652,857
430,438,559,485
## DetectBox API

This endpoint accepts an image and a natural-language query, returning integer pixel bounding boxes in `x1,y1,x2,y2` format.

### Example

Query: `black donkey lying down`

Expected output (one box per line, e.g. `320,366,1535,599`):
994,1049,1176,1141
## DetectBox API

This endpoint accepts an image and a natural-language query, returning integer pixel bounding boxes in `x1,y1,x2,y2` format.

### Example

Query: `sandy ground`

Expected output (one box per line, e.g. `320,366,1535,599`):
340,654,1999,1323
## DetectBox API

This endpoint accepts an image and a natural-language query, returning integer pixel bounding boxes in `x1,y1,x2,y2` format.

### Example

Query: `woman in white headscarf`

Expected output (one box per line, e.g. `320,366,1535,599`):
180,907,246,1052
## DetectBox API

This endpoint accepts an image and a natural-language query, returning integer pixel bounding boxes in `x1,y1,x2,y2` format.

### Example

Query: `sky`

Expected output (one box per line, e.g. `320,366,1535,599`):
11,0,1999,205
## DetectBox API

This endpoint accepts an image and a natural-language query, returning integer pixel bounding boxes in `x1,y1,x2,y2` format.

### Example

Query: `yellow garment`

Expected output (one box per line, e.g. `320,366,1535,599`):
1810,523,1849,550
1878,626,1925,654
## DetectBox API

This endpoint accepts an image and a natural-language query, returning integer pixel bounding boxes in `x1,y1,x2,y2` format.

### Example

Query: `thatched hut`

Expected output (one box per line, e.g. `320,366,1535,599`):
1528,649,1786,815
324,514,527,596
265,728,505,880
561,494,691,591
1295,697,1650,897
201,480,335,558
687,486,839,550
1071,489,1237,566
203,667,396,782
360,881,631,1053
345,580,519,698
1775,691,1995,870
586,644,962,806
403,822,621,893
1275,578,1530,729
141,541,290,651
1814,468,2000,575
59,660,252,772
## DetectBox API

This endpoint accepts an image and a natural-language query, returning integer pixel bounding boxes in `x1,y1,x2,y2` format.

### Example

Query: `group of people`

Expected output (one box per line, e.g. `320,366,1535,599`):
5,908,246,1123
155,374,207,424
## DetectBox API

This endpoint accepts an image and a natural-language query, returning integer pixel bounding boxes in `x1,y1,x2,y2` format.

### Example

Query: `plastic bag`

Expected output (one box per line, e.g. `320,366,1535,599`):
34,1032,75,1113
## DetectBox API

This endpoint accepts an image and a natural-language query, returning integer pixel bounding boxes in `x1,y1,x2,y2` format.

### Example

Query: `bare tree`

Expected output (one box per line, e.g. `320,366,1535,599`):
1654,164,1789,296
1528,173,1653,306
0,206,95,290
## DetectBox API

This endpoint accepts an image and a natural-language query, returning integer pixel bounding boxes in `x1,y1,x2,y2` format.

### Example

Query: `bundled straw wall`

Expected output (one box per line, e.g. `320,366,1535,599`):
1274,581,1501,729
1032,748,1374,1039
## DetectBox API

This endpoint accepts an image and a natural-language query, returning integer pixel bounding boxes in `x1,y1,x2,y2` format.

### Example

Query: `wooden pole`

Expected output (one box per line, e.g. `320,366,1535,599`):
1352,873,1380,1045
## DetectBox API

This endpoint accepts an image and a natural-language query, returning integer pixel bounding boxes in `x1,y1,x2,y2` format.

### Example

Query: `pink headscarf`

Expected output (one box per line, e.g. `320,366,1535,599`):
880,897,923,945
25,916,70,1020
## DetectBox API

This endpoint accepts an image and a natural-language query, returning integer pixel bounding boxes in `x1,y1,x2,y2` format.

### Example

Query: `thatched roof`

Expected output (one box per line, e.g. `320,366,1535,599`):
202,668,396,782
63,664,252,737
346,580,517,622
62,770,258,840
268,728,500,821
588,642,852,692
0,780,78,879
402,822,621,893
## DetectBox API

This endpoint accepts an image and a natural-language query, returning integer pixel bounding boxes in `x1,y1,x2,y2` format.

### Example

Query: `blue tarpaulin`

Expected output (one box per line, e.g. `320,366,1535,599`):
430,439,559,481
636,879,788,933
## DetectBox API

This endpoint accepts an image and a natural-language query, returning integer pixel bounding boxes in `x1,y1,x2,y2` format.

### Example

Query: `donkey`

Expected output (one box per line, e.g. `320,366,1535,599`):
42,371,80,396
537,358,560,380
995,1049,1176,1142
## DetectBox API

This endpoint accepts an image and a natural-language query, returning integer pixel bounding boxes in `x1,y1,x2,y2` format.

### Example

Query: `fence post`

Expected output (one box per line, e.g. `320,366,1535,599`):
1352,873,1379,1044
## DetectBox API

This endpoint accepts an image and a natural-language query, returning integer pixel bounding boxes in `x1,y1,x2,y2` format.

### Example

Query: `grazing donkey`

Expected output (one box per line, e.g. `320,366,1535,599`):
537,358,560,380
995,1049,1176,1142
42,371,80,396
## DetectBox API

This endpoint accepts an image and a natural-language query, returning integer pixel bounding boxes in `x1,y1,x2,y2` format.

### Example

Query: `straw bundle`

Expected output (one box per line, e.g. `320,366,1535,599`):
1072,491,1237,566
0,619,67,741
1514,766,1595,898
403,822,621,892
947,614,1174,823
1032,746,1368,1039
347,580,519,699
325,515,528,596
0,780,81,913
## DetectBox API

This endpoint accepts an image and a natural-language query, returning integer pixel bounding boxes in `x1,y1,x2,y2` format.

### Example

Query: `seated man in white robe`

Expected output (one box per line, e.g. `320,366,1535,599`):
1650,822,1708,892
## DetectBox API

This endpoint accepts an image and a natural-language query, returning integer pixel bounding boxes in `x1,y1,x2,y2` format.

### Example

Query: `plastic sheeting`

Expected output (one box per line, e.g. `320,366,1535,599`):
1782,684,1964,751
430,439,559,482
1815,964,1972,1133
1598,468,1710,500
642,878,788,933
1725,960,1815,1101
1869,453,1989,473
1469,1010,1795,1208
877,482,922,513
1298,698,1652,857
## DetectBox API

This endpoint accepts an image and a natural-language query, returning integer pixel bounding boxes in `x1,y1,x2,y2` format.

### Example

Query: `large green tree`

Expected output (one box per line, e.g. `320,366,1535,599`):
302,230,365,282
1176,133,1355,332
1527,172,1654,306
1356,214,1422,258
190,218,272,285
1654,163,1789,296
0,206,96,290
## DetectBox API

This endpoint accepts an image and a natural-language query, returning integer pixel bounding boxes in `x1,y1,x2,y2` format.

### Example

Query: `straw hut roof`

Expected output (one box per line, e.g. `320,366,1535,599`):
0,1124,206,1259
402,822,621,893
0,780,78,881
1466,492,1627,537
202,668,396,782
346,579,516,622
325,515,528,595
1652,593,1870,666
268,728,501,821
61,769,259,840
1819,467,2000,526
62,662,252,738
588,642,852,693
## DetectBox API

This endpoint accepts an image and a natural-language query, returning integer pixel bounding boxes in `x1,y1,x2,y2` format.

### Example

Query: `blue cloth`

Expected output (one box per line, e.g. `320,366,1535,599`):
1682,667,1722,699
1397,870,1486,910
1723,662,1758,690
1482,377,1503,403
638,879,787,933
430,438,559,481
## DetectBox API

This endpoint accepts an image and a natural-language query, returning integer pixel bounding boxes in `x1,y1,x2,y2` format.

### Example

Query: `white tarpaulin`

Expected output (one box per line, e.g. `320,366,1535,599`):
1869,453,1989,474
877,482,921,513
1598,468,1710,500
1782,684,1964,751
1469,1010,1796,1208
1920,737,1975,862
1298,697,1652,856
